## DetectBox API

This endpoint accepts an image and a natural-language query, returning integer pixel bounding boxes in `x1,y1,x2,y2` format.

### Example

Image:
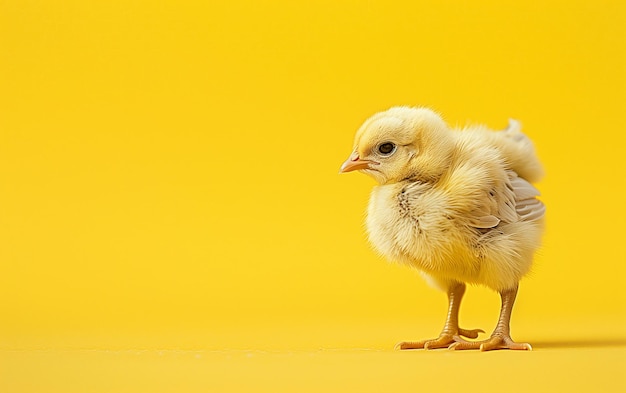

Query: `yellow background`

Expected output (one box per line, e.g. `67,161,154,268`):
1,0,625,392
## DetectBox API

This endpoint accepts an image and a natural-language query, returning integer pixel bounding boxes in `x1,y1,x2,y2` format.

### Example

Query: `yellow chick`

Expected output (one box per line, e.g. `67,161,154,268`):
340,107,545,351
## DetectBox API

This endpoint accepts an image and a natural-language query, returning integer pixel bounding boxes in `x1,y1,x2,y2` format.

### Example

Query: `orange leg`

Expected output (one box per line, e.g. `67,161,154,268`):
397,282,484,350
449,284,532,351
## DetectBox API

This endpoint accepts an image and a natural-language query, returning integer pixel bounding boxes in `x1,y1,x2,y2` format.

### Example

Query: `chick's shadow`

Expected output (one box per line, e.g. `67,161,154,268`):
531,337,626,349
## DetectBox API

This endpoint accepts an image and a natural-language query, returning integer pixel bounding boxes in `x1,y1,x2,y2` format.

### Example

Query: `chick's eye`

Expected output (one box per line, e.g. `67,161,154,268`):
378,142,396,155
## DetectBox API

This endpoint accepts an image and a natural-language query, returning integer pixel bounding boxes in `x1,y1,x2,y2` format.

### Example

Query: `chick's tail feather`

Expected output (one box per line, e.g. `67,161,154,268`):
492,120,544,183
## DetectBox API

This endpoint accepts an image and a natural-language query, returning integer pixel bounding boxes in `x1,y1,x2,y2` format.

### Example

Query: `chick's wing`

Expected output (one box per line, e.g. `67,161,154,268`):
468,171,545,229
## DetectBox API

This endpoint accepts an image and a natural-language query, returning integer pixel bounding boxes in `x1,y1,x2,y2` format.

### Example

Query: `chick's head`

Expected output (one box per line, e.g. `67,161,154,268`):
340,107,454,184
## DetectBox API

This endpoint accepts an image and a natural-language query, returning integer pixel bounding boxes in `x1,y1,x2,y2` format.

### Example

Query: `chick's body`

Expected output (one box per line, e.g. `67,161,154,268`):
341,107,545,351
366,127,544,292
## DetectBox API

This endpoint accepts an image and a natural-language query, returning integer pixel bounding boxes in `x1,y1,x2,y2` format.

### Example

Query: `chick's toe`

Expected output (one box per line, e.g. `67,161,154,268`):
448,335,532,351
396,327,485,350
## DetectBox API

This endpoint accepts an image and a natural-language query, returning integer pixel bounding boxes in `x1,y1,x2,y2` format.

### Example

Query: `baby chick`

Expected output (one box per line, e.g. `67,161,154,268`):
340,107,545,351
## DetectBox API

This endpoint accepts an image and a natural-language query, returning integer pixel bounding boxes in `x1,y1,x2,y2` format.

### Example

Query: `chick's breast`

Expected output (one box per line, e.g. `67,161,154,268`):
366,181,482,282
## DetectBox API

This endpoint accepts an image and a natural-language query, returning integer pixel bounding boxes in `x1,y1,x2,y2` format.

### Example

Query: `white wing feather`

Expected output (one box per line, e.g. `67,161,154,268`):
470,171,545,229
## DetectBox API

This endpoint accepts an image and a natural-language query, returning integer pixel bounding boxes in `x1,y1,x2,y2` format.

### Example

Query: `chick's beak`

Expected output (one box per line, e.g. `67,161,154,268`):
339,152,376,173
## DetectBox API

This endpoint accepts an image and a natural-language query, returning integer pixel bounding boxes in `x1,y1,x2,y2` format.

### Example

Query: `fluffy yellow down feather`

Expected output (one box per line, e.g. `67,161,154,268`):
340,107,545,351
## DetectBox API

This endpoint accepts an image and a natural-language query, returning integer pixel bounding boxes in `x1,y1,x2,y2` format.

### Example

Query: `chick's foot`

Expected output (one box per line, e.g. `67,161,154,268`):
448,334,532,351
447,286,532,351
396,328,484,350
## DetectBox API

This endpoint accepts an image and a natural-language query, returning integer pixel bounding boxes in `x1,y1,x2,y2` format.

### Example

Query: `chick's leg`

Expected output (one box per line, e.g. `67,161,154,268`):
397,282,484,350
449,284,532,351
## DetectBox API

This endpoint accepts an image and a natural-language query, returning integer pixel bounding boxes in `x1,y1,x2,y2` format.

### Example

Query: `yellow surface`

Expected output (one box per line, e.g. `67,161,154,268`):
1,0,625,392
2,345,626,393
